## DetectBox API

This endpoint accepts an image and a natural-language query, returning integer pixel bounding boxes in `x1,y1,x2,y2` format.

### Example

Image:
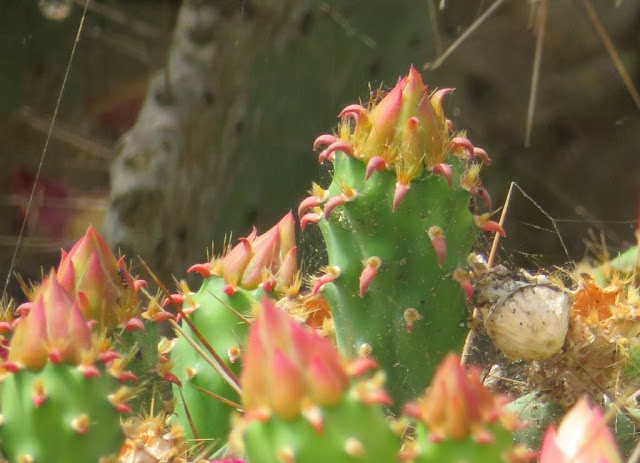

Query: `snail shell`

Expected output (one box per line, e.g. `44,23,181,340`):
483,284,571,360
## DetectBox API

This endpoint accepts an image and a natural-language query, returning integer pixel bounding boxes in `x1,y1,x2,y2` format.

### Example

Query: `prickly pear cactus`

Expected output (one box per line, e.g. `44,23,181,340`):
232,297,401,463
0,273,134,462
300,66,500,404
168,213,299,449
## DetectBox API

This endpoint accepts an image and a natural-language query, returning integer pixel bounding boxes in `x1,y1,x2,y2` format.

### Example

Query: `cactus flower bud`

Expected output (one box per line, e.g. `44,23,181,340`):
56,225,140,329
8,271,92,370
241,297,348,419
539,397,622,463
217,212,297,293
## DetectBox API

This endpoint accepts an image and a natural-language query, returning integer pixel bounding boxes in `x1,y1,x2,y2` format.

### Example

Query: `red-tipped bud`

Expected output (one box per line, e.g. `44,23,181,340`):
162,294,184,308
540,396,622,463
404,353,519,442
365,156,387,180
241,297,349,420
427,226,447,267
359,257,381,297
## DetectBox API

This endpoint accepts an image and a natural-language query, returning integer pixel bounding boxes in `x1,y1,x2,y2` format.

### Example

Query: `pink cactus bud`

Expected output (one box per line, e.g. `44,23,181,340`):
56,225,142,330
427,226,447,267
8,272,93,370
404,353,518,442
32,381,47,408
539,397,622,463
241,297,348,419
359,256,381,297
362,81,403,156
365,156,387,180
432,163,452,187
393,181,411,211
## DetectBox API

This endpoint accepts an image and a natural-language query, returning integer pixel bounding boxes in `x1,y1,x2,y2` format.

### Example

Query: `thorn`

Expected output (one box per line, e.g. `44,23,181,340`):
393,181,410,211
348,357,379,377
32,382,46,408
338,104,367,120
323,195,347,220
404,308,423,333
117,371,138,383
48,348,63,364
427,226,447,267
99,351,120,364
79,364,101,378
365,156,387,180
123,317,145,333
223,285,236,297
133,279,148,291
359,257,381,297
432,163,452,187
113,402,133,414
1,361,21,373
318,141,354,163
187,263,212,278
162,294,184,308
475,215,506,237
450,136,474,158
300,212,322,230
472,147,491,164
163,372,182,387
470,186,492,210
152,311,175,323
313,134,339,151
312,267,341,295
453,269,474,303
298,195,324,218
71,414,89,434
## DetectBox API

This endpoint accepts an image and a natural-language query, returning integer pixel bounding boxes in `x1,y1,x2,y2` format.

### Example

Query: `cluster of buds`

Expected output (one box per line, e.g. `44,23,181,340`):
186,212,298,297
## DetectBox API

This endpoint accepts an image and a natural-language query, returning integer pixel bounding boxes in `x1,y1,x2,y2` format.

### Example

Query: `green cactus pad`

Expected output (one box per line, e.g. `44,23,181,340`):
0,362,124,462
319,152,477,405
242,394,400,463
171,275,253,451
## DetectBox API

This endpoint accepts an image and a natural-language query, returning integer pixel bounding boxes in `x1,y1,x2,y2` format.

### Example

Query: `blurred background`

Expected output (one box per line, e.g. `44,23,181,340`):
1,0,639,302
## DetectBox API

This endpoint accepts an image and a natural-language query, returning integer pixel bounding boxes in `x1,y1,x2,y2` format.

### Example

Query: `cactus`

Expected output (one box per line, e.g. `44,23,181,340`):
299,66,499,405
167,212,299,450
0,273,133,462
232,297,401,463
1,67,637,462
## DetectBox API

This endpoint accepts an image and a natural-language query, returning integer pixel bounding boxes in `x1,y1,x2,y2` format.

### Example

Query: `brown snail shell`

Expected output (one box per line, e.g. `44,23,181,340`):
483,284,571,360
